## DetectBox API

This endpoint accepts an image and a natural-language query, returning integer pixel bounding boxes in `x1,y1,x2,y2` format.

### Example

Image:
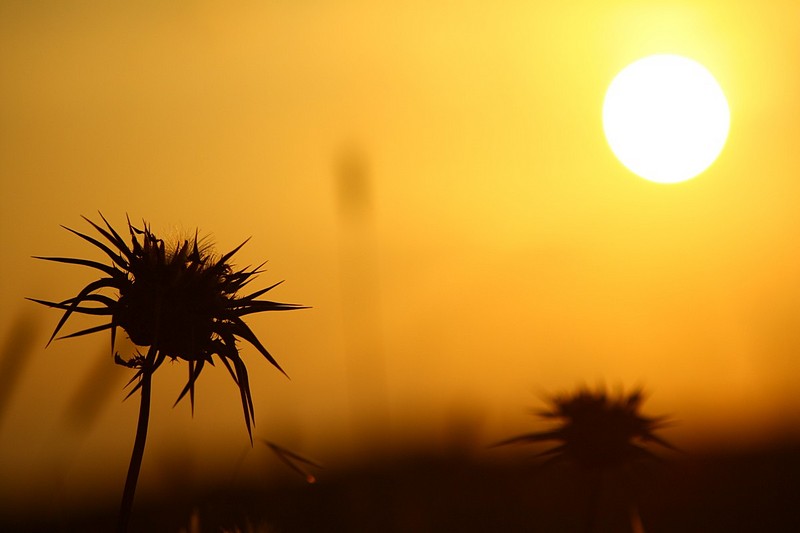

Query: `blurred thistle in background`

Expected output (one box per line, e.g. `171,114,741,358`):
496,386,673,468
496,386,674,532
29,214,305,532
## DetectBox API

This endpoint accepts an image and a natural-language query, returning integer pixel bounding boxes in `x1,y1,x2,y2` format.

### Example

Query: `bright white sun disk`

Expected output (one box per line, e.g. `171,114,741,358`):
603,54,730,184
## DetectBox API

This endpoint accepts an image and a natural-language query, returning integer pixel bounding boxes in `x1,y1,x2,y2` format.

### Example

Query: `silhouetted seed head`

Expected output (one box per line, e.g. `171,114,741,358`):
29,213,306,441
496,386,674,469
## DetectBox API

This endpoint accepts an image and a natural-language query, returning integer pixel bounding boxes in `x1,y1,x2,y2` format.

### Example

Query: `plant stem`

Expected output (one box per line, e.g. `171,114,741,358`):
117,347,156,533
629,505,646,533
584,469,603,533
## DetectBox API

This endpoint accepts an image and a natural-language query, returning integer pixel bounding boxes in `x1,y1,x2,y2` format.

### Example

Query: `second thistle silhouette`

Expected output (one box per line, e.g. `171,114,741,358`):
496,387,673,468
29,214,305,533
496,386,674,532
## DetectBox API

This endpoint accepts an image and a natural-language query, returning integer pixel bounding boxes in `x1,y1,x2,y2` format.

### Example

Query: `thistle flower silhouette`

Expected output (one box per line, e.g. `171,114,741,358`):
496,386,673,468
495,386,674,532
29,214,305,532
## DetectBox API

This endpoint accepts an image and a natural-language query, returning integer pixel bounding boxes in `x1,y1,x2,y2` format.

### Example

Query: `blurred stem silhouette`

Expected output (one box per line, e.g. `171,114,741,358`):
334,146,389,449
0,312,38,429
584,469,602,533
118,345,156,533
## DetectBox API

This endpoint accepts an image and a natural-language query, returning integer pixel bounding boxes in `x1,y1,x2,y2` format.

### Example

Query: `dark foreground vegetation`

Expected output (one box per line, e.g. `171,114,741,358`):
2,439,799,532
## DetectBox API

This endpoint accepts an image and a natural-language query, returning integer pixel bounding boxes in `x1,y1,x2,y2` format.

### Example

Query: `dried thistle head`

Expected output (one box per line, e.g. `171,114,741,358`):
29,214,305,441
496,386,673,469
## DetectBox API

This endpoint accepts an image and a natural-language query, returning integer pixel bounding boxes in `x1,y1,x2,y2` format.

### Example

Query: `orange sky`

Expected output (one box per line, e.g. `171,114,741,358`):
2,0,800,513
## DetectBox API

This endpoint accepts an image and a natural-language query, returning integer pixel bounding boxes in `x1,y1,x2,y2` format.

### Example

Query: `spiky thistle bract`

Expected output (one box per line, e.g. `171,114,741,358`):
496,386,673,469
30,214,305,532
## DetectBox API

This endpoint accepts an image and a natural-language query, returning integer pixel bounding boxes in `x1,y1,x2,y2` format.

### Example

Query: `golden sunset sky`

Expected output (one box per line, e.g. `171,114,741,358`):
1,0,799,513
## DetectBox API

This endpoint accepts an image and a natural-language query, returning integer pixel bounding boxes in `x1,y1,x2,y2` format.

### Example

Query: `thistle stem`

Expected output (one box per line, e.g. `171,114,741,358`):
584,469,603,533
117,347,157,533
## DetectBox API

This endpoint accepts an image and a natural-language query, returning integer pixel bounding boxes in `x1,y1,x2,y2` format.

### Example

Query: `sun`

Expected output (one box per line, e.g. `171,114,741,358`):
602,54,730,184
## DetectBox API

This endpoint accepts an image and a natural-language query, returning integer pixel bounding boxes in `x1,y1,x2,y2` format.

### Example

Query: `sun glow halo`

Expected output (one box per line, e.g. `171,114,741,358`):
603,55,730,184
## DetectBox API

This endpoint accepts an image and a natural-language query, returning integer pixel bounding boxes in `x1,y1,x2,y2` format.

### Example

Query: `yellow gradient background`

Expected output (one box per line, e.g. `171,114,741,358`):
1,0,799,513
